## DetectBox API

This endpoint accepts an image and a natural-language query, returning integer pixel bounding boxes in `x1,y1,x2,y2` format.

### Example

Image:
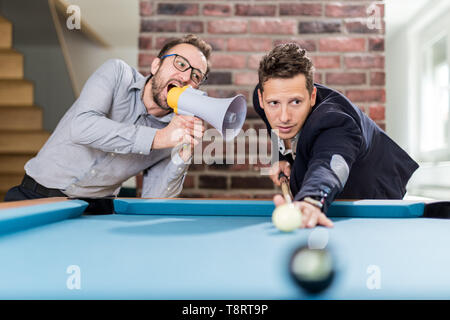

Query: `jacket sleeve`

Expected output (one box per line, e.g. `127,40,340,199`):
293,110,363,213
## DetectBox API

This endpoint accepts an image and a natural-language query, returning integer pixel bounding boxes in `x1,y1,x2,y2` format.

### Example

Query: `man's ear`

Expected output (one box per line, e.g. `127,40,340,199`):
257,88,264,110
150,57,161,75
310,86,317,108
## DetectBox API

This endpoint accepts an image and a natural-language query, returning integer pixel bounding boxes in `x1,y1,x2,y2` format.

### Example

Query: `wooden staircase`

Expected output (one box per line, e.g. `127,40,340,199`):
0,16,50,201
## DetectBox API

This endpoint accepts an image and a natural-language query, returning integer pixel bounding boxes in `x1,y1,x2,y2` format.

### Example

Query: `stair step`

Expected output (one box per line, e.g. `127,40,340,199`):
0,174,23,193
0,17,12,49
0,80,34,106
0,49,23,79
0,154,34,174
0,106,43,130
0,131,50,154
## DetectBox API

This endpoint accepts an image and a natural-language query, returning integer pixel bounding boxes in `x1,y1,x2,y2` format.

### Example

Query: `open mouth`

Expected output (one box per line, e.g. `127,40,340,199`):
167,82,181,93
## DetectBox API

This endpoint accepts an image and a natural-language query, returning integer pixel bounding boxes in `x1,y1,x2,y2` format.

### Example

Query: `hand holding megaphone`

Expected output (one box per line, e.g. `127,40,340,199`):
152,114,205,151
167,86,247,141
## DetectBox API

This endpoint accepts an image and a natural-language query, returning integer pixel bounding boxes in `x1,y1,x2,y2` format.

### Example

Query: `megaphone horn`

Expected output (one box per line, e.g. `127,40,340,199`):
167,86,247,141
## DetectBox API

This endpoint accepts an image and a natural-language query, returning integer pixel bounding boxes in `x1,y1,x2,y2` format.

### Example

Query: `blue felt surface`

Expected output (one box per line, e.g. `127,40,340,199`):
114,199,426,218
0,212,449,299
0,200,88,235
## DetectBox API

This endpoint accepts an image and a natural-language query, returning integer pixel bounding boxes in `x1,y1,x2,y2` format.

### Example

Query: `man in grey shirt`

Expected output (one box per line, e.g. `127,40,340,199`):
4,34,210,202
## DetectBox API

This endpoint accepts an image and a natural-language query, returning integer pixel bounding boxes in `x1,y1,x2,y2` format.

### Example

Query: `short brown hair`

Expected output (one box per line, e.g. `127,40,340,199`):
258,43,315,95
158,34,212,76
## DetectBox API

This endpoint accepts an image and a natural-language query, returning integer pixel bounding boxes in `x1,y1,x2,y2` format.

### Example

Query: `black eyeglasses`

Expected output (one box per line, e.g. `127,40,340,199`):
160,53,207,85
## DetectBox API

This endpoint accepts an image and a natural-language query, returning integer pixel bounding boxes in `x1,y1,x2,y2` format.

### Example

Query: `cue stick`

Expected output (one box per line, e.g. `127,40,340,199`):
278,172,293,204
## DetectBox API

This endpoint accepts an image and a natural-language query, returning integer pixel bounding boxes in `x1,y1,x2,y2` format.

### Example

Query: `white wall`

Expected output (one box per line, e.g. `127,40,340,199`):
386,0,450,198
61,0,139,95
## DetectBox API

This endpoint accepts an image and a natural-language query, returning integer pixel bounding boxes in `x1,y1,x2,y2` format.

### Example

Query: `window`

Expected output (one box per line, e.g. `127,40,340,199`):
417,15,450,161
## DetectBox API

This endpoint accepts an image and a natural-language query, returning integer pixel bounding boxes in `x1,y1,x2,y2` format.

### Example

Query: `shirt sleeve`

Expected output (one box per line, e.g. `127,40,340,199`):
141,148,191,198
69,59,155,155
293,111,363,213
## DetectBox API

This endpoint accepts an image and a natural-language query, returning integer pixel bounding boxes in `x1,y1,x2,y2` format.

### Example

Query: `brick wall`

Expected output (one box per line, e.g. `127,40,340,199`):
137,0,385,199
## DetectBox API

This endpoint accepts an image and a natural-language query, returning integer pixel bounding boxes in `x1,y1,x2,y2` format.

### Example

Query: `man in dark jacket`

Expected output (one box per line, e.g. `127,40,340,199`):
254,43,419,228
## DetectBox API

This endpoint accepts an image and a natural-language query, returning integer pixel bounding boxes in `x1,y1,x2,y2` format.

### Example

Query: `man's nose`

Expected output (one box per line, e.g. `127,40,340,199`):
280,106,290,123
179,69,191,83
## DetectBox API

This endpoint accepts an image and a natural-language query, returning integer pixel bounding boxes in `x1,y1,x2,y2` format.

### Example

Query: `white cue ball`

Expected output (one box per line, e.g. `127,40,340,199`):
272,203,302,232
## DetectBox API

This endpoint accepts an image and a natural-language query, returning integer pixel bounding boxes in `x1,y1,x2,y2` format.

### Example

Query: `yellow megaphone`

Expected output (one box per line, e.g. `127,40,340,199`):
167,86,247,141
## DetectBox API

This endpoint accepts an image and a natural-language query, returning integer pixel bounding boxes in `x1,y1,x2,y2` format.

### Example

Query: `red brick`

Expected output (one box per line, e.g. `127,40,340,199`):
207,20,247,34
230,176,273,189
199,175,227,189
206,89,249,100
248,54,265,69
369,105,385,121
246,107,261,119
138,53,156,67
139,0,153,16
326,72,366,85
227,38,272,52
344,55,384,69
210,54,246,69
370,72,385,85
157,3,198,16
250,20,296,35
273,39,317,52
180,21,204,33
140,20,176,32
203,37,227,51
369,37,385,51
319,37,366,52
311,55,341,69
183,175,195,188
155,36,171,50
202,4,231,17
345,20,385,34
234,72,259,86
280,3,322,16
235,4,276,16
299,21,341,34
204,72,232,85
346,89,386,103
325,4,367,18
138,36,152,50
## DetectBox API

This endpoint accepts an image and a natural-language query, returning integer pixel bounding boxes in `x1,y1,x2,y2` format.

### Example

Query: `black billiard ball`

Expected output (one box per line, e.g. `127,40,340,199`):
289,245,335,294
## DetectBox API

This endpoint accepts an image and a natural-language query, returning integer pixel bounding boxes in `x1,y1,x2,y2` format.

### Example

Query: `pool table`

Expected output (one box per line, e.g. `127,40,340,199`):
0,197,450,300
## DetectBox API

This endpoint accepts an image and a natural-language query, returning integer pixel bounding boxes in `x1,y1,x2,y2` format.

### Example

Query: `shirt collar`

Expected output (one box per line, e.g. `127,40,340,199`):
277,131,301,157
132,73,174,124
130,74,152,91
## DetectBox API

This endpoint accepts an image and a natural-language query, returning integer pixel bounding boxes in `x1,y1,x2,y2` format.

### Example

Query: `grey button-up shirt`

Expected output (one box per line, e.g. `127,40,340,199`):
25,59,190,198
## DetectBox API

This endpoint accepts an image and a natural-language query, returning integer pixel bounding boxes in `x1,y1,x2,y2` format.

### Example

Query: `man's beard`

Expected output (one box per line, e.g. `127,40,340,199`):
151,71,172,111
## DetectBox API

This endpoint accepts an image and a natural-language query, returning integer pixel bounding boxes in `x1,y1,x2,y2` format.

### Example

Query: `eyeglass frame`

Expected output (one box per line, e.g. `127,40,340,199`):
160,53,208,85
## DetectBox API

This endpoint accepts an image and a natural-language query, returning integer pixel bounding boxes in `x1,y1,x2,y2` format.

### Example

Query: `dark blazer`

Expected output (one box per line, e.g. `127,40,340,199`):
253,83,419,213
